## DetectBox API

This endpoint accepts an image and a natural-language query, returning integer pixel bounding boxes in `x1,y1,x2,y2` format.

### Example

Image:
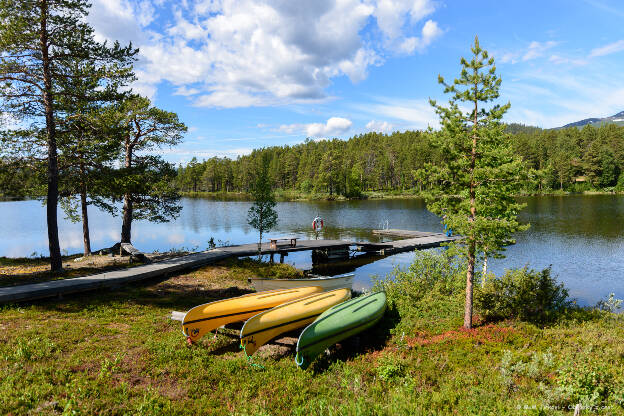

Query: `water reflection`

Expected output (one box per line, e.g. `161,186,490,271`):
0,195,622,306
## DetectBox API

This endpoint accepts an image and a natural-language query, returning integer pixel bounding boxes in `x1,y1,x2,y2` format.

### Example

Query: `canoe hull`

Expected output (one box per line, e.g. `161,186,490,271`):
240,288,351,356
296,291,386,369
249,274,354,292
182,286,324,342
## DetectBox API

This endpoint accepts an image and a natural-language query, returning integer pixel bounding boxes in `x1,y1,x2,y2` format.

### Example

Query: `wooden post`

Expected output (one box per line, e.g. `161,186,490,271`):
280,253,285,263
270,253,274,263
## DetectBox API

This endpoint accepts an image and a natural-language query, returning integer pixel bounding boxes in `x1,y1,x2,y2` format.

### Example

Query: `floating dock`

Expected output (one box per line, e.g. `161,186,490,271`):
0,231,460,304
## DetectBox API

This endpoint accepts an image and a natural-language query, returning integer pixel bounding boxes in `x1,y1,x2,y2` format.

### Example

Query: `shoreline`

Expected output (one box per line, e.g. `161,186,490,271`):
3,189,622,204
182,189,623,202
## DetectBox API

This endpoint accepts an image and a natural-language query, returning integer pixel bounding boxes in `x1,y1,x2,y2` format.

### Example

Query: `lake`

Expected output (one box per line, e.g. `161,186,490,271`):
1,195,622,306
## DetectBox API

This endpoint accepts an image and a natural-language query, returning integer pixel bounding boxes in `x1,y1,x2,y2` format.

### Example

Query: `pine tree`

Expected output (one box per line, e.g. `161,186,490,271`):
415,36,528,329
0,0,136,269
114,95,187,244
247,155,278,253
57,57,133,256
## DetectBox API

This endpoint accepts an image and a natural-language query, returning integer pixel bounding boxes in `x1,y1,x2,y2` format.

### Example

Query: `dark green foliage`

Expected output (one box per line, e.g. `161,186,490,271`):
616,173,624,191
174,122,624,198
115,156,182,223
475,266,571,324
247,155,278,250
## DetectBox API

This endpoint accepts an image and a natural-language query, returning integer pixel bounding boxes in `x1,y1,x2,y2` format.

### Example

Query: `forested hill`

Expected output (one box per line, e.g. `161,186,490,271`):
175,122,624,197
559,110,624,129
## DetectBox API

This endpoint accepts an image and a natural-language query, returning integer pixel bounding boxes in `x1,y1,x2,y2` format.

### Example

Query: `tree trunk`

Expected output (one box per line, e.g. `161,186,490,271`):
464,78,478,329
40,0,62,271
121,194,133,243
80,181,91,255
121,138,133,243
464,240,475,328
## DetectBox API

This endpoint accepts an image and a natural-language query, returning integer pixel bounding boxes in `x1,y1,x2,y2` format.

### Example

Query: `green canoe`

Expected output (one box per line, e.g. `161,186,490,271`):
295,291,386,369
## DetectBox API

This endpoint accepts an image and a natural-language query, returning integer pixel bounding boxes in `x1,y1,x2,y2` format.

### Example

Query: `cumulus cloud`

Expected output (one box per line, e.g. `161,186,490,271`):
87,0,442,108
398,20,443,54
366,120,394,133
279,117,353,137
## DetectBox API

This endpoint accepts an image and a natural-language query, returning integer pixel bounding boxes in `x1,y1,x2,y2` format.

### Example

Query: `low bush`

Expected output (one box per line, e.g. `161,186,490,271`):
475,266,571,324
373,249,466,333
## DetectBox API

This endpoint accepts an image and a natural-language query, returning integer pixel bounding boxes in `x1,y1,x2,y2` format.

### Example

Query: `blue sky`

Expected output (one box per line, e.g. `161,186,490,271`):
87,0,624,163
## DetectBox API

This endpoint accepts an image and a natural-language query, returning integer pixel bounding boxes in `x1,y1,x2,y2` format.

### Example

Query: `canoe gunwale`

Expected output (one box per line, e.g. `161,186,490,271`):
240,312,322,339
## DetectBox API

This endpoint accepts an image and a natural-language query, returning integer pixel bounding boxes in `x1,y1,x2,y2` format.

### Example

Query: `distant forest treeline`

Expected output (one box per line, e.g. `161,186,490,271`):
175,123,624,197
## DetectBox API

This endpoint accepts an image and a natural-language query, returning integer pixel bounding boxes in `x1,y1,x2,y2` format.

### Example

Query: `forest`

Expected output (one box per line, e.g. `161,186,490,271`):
175,122,624,198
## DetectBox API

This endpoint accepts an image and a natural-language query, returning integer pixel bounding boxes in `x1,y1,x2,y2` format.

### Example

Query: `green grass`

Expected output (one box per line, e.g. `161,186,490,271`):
1,258,623,415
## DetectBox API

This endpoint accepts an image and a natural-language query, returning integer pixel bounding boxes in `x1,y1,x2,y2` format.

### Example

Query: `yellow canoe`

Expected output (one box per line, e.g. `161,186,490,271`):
182,286,324,343
240,288,351,356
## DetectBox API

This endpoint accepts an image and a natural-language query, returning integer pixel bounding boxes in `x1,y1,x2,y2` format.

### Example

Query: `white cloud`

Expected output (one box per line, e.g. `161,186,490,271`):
173,86,201,96
279,117,353,137
366,120,394,133
398,20,443,54
496,40,558,64
374,0,435,40
357,98,438,129
87,0,442,108
548,54,587,66
522,40,558,61
589,40,624,57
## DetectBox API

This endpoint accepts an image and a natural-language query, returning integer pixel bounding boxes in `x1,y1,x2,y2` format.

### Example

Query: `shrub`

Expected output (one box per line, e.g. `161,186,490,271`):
596,293,623,313
372,249,466,332
475,266,571,324
545,359,614,409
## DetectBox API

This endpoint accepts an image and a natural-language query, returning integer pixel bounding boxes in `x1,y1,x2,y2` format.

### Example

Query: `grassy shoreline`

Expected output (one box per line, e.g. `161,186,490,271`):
1,256,623,415
181,189,624,202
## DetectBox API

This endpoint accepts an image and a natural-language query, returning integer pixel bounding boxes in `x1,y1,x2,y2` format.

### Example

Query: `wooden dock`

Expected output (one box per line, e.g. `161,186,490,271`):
0,240,351,305
372,229,441,238
0,231,459,304
360,229,461,255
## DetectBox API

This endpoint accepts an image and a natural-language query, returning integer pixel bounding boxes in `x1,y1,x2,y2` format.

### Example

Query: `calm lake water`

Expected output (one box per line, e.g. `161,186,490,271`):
1,195,623,306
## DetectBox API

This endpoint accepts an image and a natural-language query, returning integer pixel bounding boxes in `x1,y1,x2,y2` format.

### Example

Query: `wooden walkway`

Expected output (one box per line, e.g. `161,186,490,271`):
0,240,351,305
0,233,458,304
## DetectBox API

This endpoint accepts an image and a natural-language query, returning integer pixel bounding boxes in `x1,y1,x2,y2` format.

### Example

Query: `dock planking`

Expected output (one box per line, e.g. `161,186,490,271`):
372,229,441,238
0,232,458,304
360,231,462,254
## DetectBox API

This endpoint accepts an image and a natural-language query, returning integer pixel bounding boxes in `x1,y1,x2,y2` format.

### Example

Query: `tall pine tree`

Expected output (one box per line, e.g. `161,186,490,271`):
0,0,135,269
416,36,528,328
